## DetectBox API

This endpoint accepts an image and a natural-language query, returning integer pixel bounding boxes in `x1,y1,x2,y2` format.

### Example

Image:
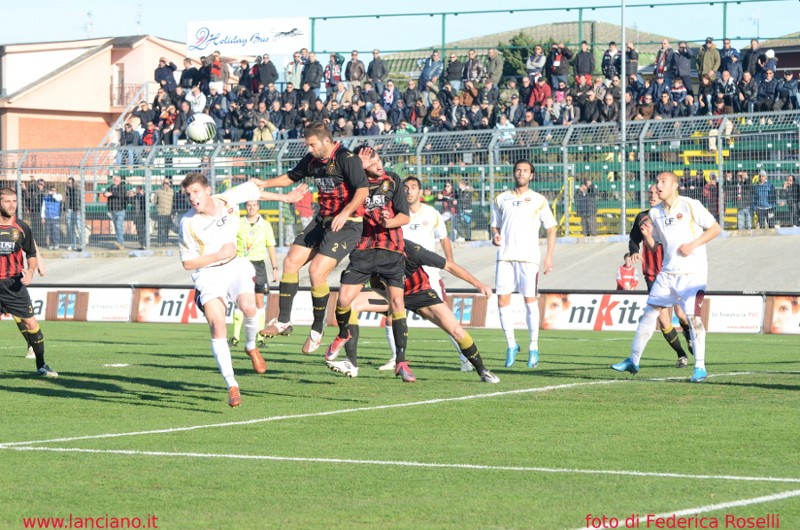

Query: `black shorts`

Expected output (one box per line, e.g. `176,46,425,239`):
293,216,362,263
0,277,35,319
252,261,270,295
403,289,444,312
341,248,405,289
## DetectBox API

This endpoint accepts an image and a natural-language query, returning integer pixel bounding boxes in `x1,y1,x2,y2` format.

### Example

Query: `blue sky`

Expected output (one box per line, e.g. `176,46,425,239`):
2,0,797,52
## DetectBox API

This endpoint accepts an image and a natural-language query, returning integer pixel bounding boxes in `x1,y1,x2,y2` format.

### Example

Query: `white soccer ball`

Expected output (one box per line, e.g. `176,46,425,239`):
186,113,217,143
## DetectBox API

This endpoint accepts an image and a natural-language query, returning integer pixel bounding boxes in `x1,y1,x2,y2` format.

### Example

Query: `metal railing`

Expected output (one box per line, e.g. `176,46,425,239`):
2,109,798,250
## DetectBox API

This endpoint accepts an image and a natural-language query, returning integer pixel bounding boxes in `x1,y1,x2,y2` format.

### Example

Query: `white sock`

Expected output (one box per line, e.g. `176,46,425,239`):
385,323,397,361
211,338,238,389
630,306,659,365
498,305,516,348
244,315,258,350
689,315,706,370
526,301,540,351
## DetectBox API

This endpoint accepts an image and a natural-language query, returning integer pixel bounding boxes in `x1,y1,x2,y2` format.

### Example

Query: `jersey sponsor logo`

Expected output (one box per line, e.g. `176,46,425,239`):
317,177,336,192
407,223,422,231
364,195,386,209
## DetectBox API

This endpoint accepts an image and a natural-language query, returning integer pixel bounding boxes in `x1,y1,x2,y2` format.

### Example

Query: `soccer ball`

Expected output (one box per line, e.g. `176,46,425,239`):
185,114,217,143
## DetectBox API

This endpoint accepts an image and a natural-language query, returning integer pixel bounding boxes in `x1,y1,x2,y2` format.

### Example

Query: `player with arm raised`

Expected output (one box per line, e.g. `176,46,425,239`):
491,159,557,369
378,176,474,372
259,122,369,355
612,171,721,382
179,173,306,407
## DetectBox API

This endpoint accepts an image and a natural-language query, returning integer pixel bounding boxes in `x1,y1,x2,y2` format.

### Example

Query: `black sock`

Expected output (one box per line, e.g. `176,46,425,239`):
392,313,408,364
345,324,360,367
662,325,687,358
678,319,694,355
310,284,330,335
278,273,299,323
27,326,45,369
457,332,486,372
334,304,351,339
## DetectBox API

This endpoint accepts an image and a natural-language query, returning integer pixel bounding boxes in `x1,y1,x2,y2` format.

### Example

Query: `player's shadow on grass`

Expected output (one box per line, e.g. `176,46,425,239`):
703,380,800,391
0,371,226,413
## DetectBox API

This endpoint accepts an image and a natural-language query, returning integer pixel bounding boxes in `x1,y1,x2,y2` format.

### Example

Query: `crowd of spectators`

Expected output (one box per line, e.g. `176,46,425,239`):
118,38,798,149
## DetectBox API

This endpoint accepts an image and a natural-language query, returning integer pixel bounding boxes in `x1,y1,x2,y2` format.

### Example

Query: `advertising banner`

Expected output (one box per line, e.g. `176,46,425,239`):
187,18,309,57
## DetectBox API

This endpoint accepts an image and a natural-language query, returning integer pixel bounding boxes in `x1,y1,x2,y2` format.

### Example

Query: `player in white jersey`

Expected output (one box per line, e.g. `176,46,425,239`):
378,176,473,372
179,173,306,407
611,171,720,383
491,159,557,369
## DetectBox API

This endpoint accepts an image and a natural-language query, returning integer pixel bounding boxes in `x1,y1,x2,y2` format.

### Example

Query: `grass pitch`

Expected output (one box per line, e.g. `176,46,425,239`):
1,322,798,529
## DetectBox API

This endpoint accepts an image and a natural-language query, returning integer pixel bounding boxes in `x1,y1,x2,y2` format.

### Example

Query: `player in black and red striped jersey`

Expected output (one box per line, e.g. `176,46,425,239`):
0,187,57,377
326,239,500,384
322,145,417,382
629,183,693,367
259,122,369,354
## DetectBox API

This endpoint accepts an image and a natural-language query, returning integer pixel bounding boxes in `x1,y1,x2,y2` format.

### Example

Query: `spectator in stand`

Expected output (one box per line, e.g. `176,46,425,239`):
420,50,444,90
345,50,366,89
172,86,188,106
296,99,314,131
715,70,737,108
105,175,127,250
573,74,592,104
236,60,254,93
152,179,174,246
63,177,82,251
733,171,753,229
253,117,278,143
485,48,504,86
775,71,798,111
388,98,410,129
179,58,200,90
298,82,316,107
719,39,739,76
727,51,743,85
381,80,401,112
670,78,688,105
518,75,534,108
367,49,389,96
155,57,177,93
709,96,733,150
438,52,460,92
737,70,758,113
600,92,619,122
127,186,147,250
403,79,421,108
323,53,342,94
530,76,551,108
756,69,778,111
311,98,330,124
753,170,777,228
254,100,270,125
671,42,695,96
152,88,173,117
703,172,721,221
526,45,546,82
575,179,598,236
222,101,243,142
281,81,301,109
344,100,366,130
133,101,156,128
625,42,640,80
759,49,778,75
302,52,324,99
616,253,639,290
572,41,595,84
370,102,388,125
608,75,623,101
186,84,207,114
42,185,62,250
742,39,762,82
505,93,526,124
171,100,194,144
546,43,572,88
258,54,279,88
654,92,675,120
654,39,674,87
627,74,644,102
636,94,655,120
696,74,716,115
332,116,354,137
158,104,177,144
697,37,721,80
25,178,45,244
453,179,473,241
118,123,140,165
261,81,281,109
581,90,602,123
677,94,698,117
462,49,484,85
358,115,381,136
783,175,799,227
624,90,639,121
285,51,304,89
494,113,516,149
601,42,622,83
436,181,457,224
208,50,229,92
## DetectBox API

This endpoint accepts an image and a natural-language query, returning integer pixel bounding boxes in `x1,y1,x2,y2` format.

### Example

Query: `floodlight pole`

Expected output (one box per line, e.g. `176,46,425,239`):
620,0,628,233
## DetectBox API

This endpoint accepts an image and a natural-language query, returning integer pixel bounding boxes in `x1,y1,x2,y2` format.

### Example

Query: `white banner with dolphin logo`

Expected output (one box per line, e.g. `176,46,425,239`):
187,18,309,56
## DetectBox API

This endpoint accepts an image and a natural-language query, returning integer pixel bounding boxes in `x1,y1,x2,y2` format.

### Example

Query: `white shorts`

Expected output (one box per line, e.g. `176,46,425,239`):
495,260,539,298
647,271,707,316
425,266,447,301
192,257,256,308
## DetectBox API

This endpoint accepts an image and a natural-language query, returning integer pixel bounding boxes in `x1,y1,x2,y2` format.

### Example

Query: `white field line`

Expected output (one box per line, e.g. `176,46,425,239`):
8,446,800,485
572,488,800,530
0,371,785,449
